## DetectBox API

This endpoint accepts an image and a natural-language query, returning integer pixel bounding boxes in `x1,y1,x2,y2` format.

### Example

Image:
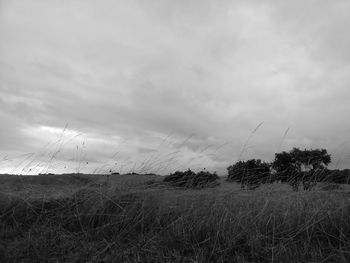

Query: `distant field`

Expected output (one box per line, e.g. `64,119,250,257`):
1,174,350,262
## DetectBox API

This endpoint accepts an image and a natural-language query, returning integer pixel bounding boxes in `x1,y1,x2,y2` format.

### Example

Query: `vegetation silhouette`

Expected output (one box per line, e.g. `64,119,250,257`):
227,159,271,189
225,147,349,191
163,169,219,188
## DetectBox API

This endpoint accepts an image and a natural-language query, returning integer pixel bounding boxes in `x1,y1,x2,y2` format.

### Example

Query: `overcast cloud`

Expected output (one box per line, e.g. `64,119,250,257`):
1,0,350,175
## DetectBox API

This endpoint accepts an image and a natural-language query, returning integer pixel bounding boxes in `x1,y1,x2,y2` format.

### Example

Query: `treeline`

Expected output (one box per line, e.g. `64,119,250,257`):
227,147,350,190
163,147,350,191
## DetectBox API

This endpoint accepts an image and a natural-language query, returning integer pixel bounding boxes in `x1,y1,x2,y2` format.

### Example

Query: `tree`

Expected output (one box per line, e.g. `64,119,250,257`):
227,159,271,189
271,151,299,179
272,148,331,190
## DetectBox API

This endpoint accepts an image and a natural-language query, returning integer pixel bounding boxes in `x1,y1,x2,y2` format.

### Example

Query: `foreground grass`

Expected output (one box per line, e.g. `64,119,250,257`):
1,174,350,262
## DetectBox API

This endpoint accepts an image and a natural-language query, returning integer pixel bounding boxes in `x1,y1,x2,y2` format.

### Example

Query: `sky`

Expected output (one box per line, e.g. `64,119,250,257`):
1,0,350,175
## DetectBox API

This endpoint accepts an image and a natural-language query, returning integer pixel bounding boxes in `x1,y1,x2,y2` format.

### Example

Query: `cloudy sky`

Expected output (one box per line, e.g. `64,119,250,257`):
1,0,350,175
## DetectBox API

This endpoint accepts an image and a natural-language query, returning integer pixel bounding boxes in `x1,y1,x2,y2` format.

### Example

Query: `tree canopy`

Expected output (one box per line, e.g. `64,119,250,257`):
272,148,331,175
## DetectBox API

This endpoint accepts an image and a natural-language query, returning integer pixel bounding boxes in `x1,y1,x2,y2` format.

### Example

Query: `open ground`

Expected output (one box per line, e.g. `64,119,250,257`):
1,173,350,262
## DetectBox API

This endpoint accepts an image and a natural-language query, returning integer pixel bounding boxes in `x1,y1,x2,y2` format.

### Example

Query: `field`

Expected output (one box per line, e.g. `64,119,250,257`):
1,173,350,263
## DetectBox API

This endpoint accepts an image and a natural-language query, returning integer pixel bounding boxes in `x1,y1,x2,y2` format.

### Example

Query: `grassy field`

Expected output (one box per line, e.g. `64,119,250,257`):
1,173,350,262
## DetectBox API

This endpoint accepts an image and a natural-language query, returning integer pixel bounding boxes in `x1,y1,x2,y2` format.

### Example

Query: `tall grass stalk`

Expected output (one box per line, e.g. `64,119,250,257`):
238,122,264,161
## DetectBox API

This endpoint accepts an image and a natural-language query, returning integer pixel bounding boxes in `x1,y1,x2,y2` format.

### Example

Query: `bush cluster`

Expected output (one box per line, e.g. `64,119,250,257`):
227,159,271,189
163,169,219,188
226,147,349,191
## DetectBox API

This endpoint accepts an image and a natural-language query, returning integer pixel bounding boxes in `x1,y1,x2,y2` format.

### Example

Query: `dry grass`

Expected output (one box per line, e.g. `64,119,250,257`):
1,174,350,262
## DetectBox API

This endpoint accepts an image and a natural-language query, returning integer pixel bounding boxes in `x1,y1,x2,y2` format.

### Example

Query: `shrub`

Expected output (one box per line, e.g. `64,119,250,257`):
194,171,220,188
227,159,271,189
163,169,219,188
272,148,332,191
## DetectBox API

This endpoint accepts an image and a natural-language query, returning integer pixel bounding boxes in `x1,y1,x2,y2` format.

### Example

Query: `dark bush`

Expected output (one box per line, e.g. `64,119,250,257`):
163,169,196,187
163,169,219,188
227,159,271,189
193,171,220,187
272,148,332,191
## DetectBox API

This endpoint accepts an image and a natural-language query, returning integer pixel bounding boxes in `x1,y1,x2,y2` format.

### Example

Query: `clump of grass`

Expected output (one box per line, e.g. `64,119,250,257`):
320,183,342,191
163,169,220,188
